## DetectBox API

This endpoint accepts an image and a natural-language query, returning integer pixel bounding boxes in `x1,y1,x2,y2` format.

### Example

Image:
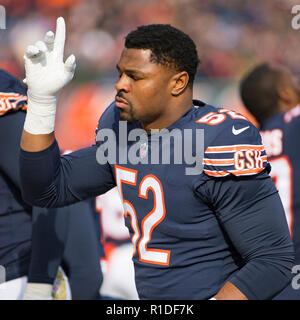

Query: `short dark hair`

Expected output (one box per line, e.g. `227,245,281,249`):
239,63,282,124
125,24,200,86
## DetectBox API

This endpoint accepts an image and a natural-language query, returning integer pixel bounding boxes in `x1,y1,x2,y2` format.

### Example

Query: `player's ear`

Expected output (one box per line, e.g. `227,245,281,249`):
277,86,298,109
170,71,189,96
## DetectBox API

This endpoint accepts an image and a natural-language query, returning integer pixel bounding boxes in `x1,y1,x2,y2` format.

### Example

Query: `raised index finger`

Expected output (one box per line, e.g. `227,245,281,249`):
53,17,66,59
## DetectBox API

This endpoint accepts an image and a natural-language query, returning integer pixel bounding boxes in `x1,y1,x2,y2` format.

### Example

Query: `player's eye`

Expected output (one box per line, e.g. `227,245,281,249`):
127,73,141,81
116,73,125,83
116,72,141,82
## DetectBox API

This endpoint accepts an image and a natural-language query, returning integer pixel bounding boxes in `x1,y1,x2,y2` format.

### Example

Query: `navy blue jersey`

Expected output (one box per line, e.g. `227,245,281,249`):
260,105,300,264
20,100,294,300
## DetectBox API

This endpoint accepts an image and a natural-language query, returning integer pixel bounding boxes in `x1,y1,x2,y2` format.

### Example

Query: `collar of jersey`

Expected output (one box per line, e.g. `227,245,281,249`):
137,99,206,140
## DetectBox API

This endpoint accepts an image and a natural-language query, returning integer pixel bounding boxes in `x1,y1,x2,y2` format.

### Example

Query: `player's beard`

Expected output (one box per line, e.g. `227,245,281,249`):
119,106,138,124
116,92,161,126
116,92,138,124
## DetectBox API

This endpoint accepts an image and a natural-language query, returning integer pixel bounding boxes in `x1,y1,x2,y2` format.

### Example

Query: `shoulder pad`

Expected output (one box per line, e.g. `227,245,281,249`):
201,108,269,177
0,69,27,116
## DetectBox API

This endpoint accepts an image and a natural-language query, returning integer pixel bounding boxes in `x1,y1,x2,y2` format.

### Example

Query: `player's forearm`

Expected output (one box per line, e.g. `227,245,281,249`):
213,281,248,300
20,139,62,207
20,141,108,208
21,130,55,152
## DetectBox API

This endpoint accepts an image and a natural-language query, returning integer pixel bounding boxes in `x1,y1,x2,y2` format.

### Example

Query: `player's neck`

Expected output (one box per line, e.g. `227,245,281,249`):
141,93,193,133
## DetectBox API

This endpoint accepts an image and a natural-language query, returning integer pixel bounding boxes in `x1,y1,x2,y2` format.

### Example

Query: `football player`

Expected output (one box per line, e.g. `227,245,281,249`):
19,17,294,300
240,63,300,299
0,69,102,300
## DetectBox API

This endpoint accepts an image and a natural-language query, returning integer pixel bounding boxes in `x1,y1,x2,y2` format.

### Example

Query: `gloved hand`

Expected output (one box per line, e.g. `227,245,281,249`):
23,282,53,300
23,17,76,134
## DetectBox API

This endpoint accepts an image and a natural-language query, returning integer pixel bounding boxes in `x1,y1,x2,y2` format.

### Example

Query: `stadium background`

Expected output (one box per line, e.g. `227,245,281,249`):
1,0,300,149
0,0,299,299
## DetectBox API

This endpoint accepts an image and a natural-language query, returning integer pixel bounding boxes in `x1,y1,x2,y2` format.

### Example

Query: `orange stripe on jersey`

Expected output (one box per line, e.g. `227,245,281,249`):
0,92,22,97
203,158,235,165
0,92,27,115
204,167,265,177
206,145,265,153
203,170,230,177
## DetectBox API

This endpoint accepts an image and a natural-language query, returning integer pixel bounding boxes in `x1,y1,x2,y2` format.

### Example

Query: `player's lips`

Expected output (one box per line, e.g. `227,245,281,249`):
115,97,129,109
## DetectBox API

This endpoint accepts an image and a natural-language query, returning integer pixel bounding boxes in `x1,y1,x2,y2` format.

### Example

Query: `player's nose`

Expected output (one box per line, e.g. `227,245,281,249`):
115,74,130,93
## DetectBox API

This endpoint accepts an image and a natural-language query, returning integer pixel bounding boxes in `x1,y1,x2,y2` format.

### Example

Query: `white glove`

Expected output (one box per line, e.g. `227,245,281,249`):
23,16,76,134
23,282,53,300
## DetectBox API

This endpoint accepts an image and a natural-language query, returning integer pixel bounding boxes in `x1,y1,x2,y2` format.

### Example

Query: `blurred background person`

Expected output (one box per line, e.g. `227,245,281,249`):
240,63,300,300
0,69,103,300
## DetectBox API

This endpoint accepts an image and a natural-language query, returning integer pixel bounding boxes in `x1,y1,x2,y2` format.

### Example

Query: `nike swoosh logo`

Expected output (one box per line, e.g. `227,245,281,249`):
232,125,250,135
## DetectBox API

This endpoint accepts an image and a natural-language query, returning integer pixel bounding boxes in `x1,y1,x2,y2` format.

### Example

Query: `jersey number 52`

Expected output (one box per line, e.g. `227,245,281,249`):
115,165,170,266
